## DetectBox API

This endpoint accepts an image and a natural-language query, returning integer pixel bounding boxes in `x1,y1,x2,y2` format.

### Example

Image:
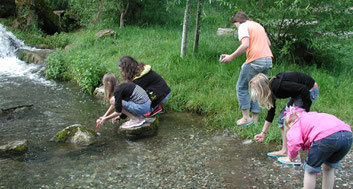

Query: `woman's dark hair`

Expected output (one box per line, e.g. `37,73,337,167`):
119,56,145,81
232,12,249,24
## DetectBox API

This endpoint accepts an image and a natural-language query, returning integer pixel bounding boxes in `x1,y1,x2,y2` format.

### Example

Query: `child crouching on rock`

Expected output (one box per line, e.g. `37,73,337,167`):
281,105,352,189
97,73,151,128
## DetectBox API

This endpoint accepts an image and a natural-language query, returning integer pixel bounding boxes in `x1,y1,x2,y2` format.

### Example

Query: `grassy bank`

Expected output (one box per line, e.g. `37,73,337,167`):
4,21,353,144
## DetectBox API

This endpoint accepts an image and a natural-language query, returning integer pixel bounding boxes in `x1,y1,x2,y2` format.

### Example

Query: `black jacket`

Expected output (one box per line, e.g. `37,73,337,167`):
266,72,315,122
133,70,171,108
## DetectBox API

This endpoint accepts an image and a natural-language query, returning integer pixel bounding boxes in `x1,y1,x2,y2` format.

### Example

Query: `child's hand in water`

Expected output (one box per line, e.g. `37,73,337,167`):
96,117,102,129
254,132,265,142
112,116,120,124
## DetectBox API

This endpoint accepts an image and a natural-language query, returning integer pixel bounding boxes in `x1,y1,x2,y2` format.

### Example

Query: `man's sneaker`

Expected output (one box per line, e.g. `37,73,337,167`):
121,119,145,129
144,105,163,117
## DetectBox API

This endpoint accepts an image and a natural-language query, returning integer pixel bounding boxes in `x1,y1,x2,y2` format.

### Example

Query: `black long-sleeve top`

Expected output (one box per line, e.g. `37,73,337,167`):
266,72,316,123
114,82,150,113
133,69,171,108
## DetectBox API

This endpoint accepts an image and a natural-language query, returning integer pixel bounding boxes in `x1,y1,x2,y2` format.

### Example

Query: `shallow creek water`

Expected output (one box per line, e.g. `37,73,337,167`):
0,24,352,189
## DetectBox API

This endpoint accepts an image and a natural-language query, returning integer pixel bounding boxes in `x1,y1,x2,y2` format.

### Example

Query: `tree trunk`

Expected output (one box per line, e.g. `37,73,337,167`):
180,0,190,58
120,2,129,29
193,0,201,54
90,0,105,25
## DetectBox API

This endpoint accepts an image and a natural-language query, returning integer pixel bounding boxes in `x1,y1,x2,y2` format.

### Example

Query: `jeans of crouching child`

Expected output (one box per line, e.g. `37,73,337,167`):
236,57,272,113
277,83,319,128
123,100,151,116
304,131,352,173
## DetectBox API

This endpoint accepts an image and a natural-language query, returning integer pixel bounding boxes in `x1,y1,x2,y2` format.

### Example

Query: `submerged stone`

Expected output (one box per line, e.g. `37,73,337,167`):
119,117,159,139
1,104,33,114
0,139,28,157
51,124,97,146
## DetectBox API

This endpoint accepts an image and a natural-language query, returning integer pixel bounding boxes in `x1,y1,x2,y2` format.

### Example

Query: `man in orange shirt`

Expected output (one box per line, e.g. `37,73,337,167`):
221,12,273,126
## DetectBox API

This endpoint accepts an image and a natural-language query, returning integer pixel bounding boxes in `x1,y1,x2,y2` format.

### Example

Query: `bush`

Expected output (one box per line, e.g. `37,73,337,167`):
45,51,69,80
225,0,352,67
69,53,107,93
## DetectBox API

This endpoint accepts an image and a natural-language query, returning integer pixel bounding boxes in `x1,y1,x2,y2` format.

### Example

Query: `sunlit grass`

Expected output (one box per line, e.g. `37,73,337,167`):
6,20,352,143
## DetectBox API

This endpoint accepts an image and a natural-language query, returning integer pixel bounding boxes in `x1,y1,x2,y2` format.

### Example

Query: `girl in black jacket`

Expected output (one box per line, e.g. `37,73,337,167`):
118,56,171,117
249,72,319,159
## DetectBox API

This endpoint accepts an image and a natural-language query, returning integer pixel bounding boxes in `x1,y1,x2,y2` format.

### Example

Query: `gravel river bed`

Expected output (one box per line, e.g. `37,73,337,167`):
1,112,352,188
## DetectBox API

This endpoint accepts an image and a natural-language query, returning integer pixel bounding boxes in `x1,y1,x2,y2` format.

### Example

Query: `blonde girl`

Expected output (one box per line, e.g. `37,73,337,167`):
249,72,319,158
281,105,352,189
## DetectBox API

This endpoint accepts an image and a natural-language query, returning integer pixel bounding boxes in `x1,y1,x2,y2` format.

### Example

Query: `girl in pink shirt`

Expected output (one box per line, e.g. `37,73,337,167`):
280,105,352,189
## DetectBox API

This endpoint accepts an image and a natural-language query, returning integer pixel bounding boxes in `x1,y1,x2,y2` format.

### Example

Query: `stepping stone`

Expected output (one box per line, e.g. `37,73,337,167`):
119,117,159,139
0,140,28,157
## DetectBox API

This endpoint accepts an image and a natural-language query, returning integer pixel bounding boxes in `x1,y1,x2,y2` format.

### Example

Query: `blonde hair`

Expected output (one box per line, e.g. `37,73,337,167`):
102,73,119,103
283,105,305,129
250,73,274,110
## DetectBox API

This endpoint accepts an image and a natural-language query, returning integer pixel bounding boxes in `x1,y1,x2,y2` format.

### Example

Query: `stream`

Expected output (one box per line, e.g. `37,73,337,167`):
0,24,352,188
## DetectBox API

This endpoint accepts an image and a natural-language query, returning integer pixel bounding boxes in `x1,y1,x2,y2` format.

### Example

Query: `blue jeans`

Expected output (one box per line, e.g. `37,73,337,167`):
236,58,272,113
123,100,151,116
278,84,319,128
304,131,353,173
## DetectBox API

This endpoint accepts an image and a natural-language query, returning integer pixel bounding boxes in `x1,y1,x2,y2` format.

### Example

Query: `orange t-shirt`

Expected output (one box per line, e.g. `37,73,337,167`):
238,21,273,63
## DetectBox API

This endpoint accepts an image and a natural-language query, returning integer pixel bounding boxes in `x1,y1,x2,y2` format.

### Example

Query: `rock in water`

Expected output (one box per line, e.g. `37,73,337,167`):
1,104,33,114
51,124,97,146
119,117,159,139
93,86,105,99
0,140,28,157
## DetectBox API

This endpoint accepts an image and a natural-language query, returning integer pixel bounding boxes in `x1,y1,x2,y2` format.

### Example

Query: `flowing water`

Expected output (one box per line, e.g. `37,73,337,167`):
0,24,352,188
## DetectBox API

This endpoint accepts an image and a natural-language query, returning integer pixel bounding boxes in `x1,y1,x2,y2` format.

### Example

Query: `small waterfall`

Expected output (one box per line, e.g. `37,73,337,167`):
0,24,26,58
0,24,53,85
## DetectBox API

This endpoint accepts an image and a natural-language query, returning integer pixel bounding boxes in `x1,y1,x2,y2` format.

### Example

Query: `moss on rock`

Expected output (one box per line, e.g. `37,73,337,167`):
51,124,97,145
0,140,28,157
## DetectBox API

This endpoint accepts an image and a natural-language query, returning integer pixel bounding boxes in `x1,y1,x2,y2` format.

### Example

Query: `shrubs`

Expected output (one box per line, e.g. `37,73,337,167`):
231,0,352,67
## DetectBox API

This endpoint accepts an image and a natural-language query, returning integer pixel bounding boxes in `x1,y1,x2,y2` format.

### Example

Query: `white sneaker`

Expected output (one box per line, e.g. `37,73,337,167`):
121,119,145,128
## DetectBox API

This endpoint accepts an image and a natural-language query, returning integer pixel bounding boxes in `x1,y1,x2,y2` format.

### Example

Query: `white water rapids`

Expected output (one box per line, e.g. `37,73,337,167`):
0,24,53,85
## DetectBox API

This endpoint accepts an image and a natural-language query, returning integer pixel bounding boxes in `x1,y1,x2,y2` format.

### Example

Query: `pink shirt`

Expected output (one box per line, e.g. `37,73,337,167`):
287,112,352,159
237,21,273,63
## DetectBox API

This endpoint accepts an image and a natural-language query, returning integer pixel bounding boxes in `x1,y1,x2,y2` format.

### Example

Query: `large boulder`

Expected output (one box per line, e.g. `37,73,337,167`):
16,48,51,65
119,117,159,139
51,124,98,146
0,140,28,157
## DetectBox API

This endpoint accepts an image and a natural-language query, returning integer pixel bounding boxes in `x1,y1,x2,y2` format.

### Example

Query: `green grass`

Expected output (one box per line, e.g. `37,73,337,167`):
4,21,352,144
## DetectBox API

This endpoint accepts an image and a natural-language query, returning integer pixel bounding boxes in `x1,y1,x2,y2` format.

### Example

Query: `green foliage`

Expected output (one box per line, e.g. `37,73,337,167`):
44,0,69,10
45,51,69,80
69,53,107,93
3,23,71,48
223,0,352,67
